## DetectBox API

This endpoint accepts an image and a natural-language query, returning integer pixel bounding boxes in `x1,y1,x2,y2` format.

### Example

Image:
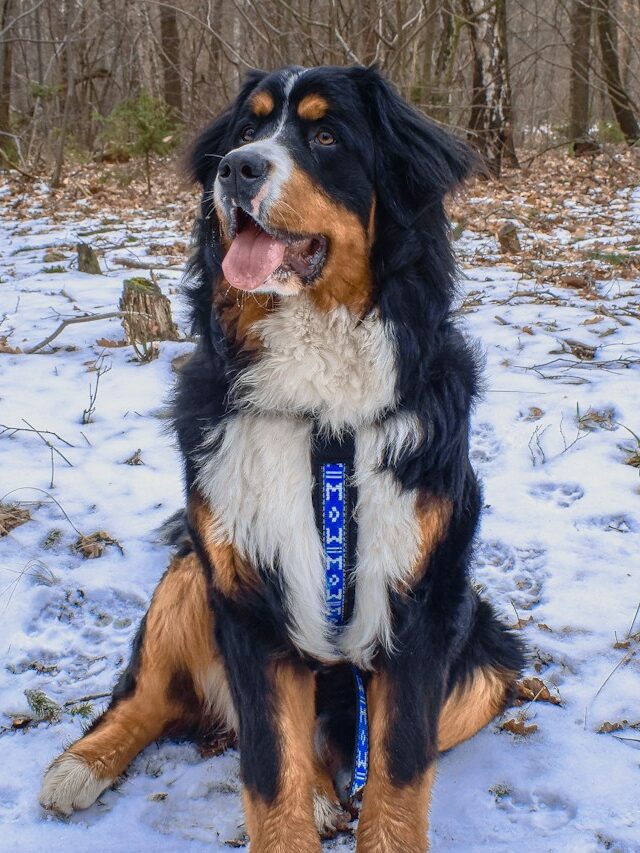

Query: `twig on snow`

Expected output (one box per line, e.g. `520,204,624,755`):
0,487,83,537
82,356,111,424
25,311,147,354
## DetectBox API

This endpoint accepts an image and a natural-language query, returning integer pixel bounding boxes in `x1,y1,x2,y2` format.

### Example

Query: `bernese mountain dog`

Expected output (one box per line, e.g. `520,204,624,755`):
41,65,525,851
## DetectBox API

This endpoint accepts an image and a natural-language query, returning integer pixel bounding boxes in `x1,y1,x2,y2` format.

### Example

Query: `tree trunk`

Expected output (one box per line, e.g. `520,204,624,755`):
0,0,14,153
496,0,518,167
429,0,456,124
51,0,75,188
461,0,517,175
159,3,182,116
360,0,379,66
596,0,640,144
569,0,592,147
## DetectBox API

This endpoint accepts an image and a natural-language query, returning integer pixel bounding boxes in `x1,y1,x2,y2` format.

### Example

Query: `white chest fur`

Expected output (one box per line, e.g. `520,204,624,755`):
197,296,422,668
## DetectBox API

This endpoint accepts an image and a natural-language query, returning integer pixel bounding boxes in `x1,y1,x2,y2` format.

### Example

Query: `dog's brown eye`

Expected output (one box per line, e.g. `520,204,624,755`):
315,130,335,146
240,125,255,143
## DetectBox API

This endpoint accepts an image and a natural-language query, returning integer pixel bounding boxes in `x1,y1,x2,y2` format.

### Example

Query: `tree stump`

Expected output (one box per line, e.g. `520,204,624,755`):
497,221,521,254
77,242,101,274
119,277,178,360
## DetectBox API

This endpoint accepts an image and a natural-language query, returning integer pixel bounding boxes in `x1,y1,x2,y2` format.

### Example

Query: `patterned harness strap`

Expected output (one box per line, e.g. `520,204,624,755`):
313,429,369,798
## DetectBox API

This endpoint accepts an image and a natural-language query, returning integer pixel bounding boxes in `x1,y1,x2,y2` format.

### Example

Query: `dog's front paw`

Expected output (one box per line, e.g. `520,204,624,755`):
40,752,112,816
313,791,352,838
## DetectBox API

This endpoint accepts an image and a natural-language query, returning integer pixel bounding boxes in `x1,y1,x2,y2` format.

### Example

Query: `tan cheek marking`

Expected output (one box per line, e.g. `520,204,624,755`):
189,492,260,596
438,666,516,752
213,282,272,352
297,94,329,121
250,90,274,117
269,167,373,314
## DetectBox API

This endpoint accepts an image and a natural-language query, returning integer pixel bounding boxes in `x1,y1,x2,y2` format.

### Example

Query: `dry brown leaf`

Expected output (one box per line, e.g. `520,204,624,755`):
500,718,538,736
515,677,562,706
0,503,31,537
524,407,544,421
559,275,591,290
510,613,534,630
598,721,625,734
0,337,22,354
73,531,122,559
96,337,127,348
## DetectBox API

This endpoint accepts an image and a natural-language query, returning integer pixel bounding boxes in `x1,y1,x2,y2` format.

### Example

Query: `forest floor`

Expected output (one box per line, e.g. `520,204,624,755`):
1,150,639,852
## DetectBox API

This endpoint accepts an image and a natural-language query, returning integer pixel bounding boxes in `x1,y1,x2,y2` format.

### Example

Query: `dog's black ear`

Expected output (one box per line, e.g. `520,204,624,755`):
352,67,476,220
189,69,267,187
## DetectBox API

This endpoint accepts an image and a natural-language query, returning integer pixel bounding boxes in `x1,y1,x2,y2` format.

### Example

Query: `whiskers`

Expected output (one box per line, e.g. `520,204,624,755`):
270,198,301,232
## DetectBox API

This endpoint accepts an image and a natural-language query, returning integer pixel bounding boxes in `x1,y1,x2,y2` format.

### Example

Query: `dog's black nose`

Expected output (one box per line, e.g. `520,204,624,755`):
217,150,269,195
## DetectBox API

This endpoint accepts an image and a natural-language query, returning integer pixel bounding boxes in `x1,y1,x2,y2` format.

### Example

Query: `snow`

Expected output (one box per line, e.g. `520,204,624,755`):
1,178,639,852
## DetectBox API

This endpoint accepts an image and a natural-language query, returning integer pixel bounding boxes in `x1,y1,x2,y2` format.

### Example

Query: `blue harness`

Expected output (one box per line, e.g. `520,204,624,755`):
317,450,369,798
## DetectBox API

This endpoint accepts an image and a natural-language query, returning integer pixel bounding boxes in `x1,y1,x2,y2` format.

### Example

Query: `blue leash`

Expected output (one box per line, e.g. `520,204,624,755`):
320,461,369,797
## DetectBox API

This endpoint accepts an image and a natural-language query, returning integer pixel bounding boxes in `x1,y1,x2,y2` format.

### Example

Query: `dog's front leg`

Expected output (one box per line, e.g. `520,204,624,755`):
242,661,319,852
214,596,320,853
356,667,440,853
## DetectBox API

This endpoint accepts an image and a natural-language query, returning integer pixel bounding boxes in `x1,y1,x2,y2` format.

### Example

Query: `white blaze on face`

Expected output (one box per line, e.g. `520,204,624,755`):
214,69,310,294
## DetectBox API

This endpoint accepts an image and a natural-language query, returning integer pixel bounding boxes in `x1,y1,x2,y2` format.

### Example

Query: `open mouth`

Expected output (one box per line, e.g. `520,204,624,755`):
221,207,328,292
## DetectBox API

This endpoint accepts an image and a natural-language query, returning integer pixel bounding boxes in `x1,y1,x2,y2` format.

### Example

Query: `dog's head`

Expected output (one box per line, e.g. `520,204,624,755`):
189,65,474,328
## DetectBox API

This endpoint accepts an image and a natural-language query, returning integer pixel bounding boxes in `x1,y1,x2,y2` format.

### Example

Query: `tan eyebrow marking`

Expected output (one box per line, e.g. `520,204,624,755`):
250,91,275,117
297,94,329,121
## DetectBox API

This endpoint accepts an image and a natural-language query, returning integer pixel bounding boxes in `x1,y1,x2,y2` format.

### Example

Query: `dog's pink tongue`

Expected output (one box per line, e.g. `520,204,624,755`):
222,222,286,291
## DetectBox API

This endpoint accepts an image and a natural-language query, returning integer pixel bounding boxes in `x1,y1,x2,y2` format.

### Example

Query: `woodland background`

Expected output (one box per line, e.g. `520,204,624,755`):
1,2,640,851
2,0,640,184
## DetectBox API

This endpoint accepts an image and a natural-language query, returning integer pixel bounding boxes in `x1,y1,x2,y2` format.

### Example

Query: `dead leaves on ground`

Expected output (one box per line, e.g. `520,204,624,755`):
597,720,640,734
0,503,31,537
73,530,123,559
515,676,562,706
449,147,640,287
499,717,538,736
498,676,562,738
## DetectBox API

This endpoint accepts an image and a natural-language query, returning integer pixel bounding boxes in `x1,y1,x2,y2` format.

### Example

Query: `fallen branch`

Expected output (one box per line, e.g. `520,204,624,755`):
112,256,184,272
63,691,111,707
0,423,74,447
25,311,147,354
0,146,37,180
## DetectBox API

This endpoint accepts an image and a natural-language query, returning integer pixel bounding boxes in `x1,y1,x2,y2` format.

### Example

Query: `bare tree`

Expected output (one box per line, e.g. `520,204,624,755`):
0,0,14,155
462,0,517,175
159,3,183,116
3,0,640,179
569,0,592,150
595,0,640,143
51,0,76,188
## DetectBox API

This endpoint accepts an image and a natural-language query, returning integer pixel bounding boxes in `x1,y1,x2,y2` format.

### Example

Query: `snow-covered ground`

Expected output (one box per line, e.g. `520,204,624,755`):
0,176,638,852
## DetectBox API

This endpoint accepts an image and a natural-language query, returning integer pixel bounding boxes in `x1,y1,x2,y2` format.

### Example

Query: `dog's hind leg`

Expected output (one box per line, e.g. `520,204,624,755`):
438,596,525,752
40,549,233,815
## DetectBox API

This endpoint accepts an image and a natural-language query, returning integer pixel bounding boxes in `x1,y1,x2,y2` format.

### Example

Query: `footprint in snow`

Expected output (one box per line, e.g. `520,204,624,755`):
470,421,502,471
529,482,584,508
575,513,638,534
495,788,577,834
28,585,146,638
474,540,546,611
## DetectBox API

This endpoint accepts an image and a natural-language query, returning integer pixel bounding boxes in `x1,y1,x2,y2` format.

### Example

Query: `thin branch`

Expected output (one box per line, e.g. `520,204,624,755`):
25,311,146,354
